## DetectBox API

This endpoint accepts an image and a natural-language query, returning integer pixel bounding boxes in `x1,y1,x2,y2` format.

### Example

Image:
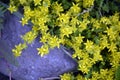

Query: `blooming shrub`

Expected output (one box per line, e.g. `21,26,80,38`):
8,0,120,79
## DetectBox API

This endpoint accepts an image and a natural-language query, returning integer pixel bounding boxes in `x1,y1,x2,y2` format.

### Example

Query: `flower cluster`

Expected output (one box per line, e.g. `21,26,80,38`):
8,0,120,80
12,43,27,57
60,73,72,80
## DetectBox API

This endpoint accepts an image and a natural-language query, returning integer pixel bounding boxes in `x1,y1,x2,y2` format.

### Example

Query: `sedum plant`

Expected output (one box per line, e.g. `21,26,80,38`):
8,0,120,80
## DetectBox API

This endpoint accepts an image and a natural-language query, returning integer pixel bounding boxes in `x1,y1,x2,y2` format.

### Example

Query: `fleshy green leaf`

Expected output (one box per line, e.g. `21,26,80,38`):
102,4,109,13
115,65,120,80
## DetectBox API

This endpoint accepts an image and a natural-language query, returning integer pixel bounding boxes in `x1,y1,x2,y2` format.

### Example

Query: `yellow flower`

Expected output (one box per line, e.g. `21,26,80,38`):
91,71,100,80
70,17,80,26
51,2,63,15
40,33,50,43
60,26,73,37
32,26,39,32
20,17,29,26
91,18,100,29
84,40,93,52
75,35,84,44
60,73,71,80
69,3,81,14
71,35,84,48
32,9,42,19
110,12,119,24
34,0,41,6
79,19,90,32
37,44,49,57
12,43,27,57
92,69,114,80
58,13,70,23
83,0,95,8
8,5,17,13
24,6,34,17
35,14,49,27
105,27,117,41
75,0,82,3
12,49,21,57
22,31,38,44
82,12,90,19
48,36,61,48
39,25,49,34
100,17,111,25
93,52,103,62
100,35,109,49
110,52,120,68
108,42,117,52
79,58,92,73
72,48,82,59
76,74,85,80
39,6,49,14
99,69,109,79
19,0,27,5
42,0,51,7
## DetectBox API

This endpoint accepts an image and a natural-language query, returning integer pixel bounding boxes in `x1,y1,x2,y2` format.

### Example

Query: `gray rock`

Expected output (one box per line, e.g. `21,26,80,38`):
0,12,77,80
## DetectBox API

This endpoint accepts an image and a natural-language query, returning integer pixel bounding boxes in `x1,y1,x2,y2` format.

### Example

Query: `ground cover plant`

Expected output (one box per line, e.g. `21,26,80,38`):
2,0,120,79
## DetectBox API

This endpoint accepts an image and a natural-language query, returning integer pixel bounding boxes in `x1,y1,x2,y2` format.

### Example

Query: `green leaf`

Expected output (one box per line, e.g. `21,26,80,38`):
115,65,120,80
96,0,104,7
109,2,119,12
0,39,18,66
102,4,109,13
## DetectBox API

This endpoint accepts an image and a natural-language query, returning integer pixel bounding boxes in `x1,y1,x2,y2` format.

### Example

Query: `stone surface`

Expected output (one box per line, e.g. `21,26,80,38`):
0,12,77,80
